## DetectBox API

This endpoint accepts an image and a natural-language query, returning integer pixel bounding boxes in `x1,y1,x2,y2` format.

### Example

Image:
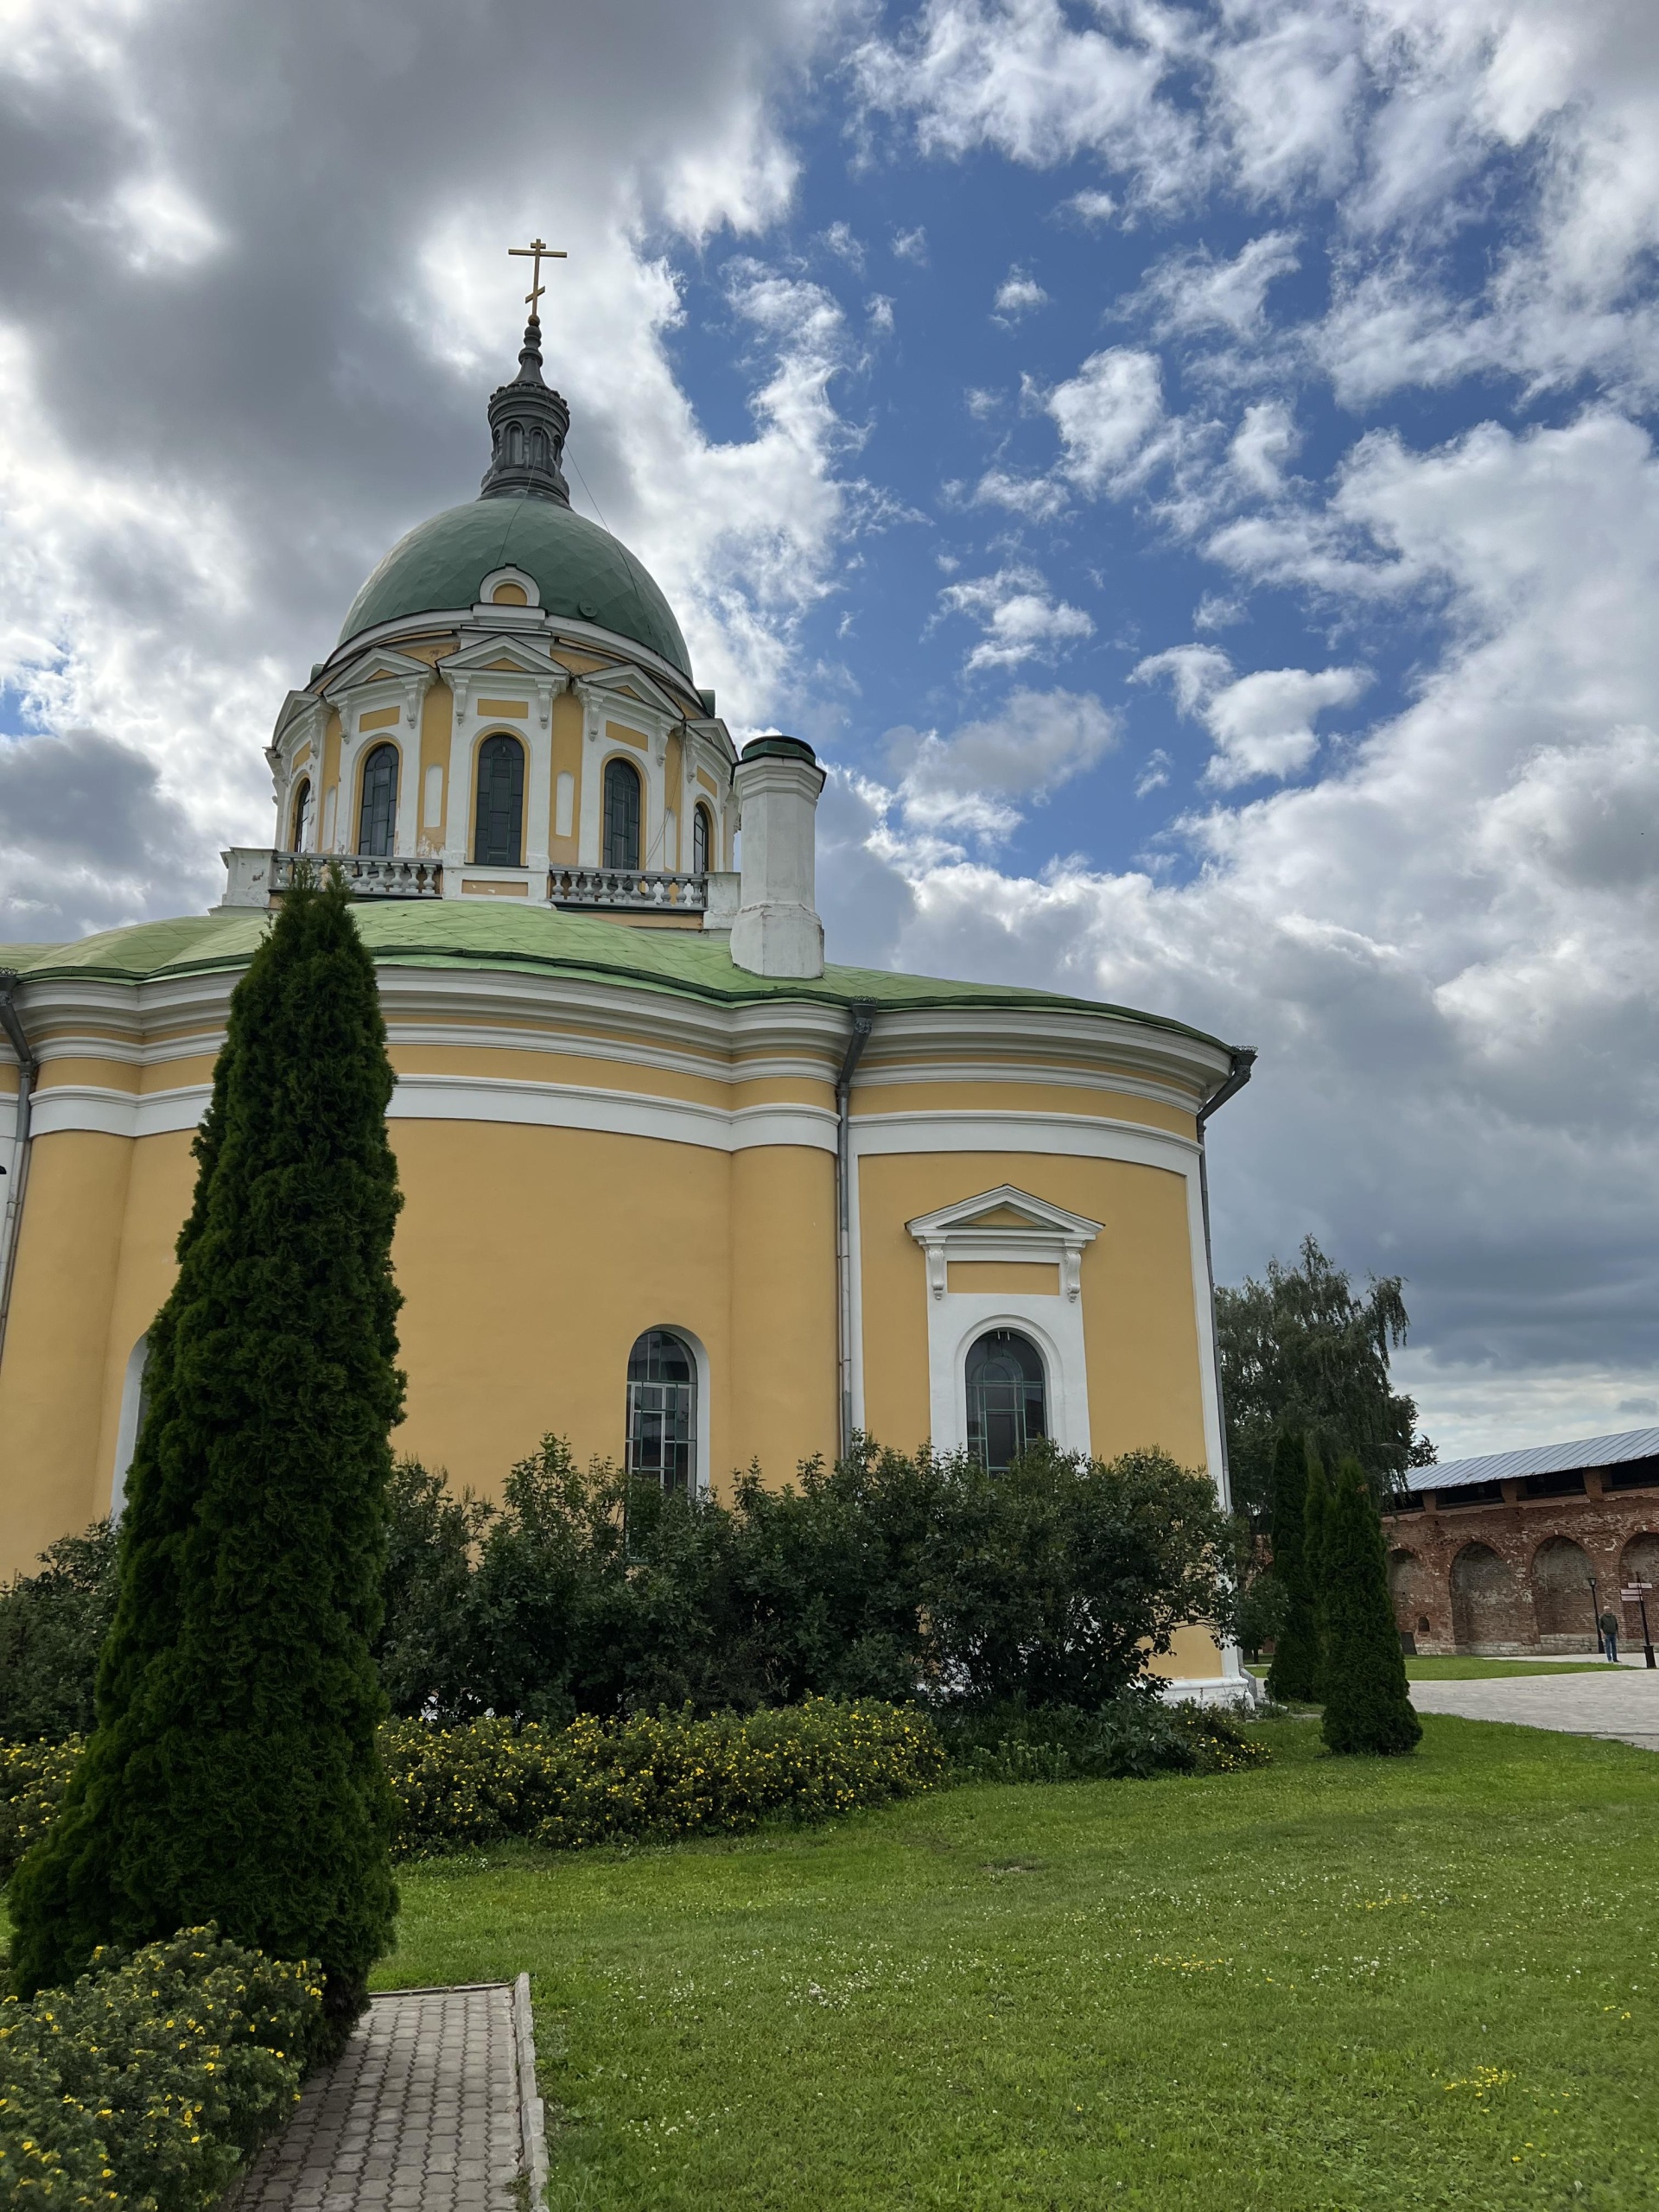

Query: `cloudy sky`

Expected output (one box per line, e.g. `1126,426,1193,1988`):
3,0,1656,1454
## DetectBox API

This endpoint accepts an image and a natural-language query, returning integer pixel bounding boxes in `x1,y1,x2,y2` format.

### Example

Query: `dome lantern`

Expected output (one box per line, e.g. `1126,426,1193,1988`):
479,316,571,505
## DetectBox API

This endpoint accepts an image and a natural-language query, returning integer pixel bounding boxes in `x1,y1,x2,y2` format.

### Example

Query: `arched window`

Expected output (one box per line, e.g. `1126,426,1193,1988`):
473,734,525,866
692,802,713,875
357,743,399,857
604,755,641,870
626,1329,697,1493
965,1328,1047,1472
289,776,314,853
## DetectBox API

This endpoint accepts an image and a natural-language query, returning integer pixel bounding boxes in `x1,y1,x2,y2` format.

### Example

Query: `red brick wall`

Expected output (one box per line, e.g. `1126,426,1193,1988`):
1381,1472,1659,1655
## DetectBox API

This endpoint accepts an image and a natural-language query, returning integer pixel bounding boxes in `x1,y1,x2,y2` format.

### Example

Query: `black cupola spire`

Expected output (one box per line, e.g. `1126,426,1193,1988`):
479,317,571,505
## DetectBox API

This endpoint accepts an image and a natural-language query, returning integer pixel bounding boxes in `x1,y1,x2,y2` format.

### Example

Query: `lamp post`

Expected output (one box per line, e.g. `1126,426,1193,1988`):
1622,1580,1656,1670
1589,1573,1605,1659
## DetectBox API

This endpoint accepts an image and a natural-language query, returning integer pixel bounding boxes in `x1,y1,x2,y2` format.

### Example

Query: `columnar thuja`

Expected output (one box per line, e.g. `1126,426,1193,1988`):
1320,1457,1421,1758
1265,1429,1320,1704
10,869,404,2042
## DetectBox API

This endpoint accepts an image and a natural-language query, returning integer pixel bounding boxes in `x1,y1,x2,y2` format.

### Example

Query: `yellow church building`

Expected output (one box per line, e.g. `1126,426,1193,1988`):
0,308,1255,1698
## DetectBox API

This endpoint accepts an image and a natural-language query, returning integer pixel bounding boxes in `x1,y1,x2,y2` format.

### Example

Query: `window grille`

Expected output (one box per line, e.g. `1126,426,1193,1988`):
357,743,399,857
604,755,641,870
693,803,711,875
473,734,525,865
965,1328,1047,1472
626,1328,697,1493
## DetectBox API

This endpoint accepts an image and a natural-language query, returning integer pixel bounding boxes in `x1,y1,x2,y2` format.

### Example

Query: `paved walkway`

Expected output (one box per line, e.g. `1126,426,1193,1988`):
1410,1666,1659,1750
228,1978,545,2212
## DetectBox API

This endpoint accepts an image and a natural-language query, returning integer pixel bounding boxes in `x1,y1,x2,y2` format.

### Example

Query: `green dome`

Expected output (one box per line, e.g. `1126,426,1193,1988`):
338,495,693,680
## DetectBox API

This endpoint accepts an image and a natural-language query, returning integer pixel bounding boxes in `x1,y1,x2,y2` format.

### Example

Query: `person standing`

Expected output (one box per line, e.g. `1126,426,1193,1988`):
1599,1607,1621,1663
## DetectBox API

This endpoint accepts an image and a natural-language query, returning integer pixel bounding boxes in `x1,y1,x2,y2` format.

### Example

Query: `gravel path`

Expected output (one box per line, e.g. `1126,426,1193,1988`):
1410,1666,1659,1751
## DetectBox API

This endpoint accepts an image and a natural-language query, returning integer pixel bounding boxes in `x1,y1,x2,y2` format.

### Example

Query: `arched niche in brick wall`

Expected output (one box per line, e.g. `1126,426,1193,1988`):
1531,1535,1597,1647
1451,1541,1529,1652
1389,1548,1433,1639
1619,1532,1659,1632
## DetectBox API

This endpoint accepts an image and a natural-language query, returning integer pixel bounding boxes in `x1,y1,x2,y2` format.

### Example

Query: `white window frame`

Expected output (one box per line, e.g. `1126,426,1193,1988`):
624,1323,711,1499
906,1185,1102,1458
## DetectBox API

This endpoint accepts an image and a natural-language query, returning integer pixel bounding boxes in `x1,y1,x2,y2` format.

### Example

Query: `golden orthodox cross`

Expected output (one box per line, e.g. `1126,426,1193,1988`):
508,238,566,321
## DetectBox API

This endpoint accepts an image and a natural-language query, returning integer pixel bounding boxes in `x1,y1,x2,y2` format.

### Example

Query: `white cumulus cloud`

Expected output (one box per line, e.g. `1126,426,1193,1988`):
938,565,1095,671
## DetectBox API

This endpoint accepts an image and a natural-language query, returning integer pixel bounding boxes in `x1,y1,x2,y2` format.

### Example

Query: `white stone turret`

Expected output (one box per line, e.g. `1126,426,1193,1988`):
728,735,826,979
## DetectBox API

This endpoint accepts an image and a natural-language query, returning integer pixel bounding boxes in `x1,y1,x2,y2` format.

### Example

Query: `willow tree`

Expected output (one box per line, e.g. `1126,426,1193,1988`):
1265,1430,1320,1703
10,872,403,2039
1216,1235,1435,1520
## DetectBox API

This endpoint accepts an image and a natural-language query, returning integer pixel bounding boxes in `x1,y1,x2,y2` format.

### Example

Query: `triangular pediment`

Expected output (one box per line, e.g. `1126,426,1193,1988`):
906,1185,1103,1243
576,661,686,723
445,631,568,681
328,643,435,696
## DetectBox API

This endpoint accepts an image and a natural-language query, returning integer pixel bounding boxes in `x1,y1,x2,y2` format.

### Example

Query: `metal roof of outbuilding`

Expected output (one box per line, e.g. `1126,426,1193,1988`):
1421,1427,1659,1491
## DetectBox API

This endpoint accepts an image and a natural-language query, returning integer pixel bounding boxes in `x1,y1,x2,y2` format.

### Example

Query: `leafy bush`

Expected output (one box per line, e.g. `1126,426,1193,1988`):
0,1739,83,1883
916,1442,1238,1708
0,1525,117,1744
381,1698,948,1855
0,1925,322,2211
376,1433,1236,1724
14,1436,1237,1746
936,1695,1269,1783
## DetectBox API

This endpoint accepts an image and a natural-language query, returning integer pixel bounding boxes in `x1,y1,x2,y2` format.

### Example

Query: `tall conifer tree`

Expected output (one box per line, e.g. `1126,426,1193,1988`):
10,874,403,2034
1265,1430,1319,1702
1320,1457,1421,1757
1300,1453,1331,1698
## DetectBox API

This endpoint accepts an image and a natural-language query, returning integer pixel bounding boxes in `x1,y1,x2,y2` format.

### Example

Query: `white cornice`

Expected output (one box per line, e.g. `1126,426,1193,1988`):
10,957,1228,1123
315,606,702,715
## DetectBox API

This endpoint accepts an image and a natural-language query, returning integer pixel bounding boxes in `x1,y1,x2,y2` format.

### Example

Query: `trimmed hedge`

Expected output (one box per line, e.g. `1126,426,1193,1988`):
938,1696,1270,1783
0,1926,322,2211
2,1694,1264,1878
381,1698,948,1855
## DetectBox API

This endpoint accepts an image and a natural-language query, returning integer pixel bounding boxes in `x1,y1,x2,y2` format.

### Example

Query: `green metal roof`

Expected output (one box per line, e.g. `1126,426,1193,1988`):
0,905,1228,1046
337,497,693,680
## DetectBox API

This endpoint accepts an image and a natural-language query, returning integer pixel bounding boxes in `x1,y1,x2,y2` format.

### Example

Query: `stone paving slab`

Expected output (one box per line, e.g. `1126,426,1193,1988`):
1410,1667,1659,1750
227,1980,541,2212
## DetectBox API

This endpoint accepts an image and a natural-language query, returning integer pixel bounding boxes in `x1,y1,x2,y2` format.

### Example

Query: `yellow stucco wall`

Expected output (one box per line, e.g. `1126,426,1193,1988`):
548,693,582,863
0,1132,137,1567
416,683,453,855
0,1002,1230,1686
729,1144,838,1481
389,1120,742,1498
855,1148,1208,1470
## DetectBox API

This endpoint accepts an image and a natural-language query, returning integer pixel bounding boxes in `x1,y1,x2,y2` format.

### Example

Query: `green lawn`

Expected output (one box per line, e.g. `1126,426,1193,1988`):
1249,1656,1617,1681
380,1717,1659,2210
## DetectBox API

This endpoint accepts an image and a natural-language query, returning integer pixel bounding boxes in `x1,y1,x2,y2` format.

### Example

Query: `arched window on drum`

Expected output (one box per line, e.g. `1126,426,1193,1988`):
604,755,642,871
473,734,525,866
625,1329,698,1494
965,1328,1047,1473
692,801,714,875
289,776,314,853
357,743,399,857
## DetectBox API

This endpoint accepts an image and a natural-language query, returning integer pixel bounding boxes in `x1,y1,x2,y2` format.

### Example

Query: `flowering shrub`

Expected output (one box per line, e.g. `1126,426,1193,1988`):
381,1698,948,1856
0,1926,322,2211
0,1739,83,1882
